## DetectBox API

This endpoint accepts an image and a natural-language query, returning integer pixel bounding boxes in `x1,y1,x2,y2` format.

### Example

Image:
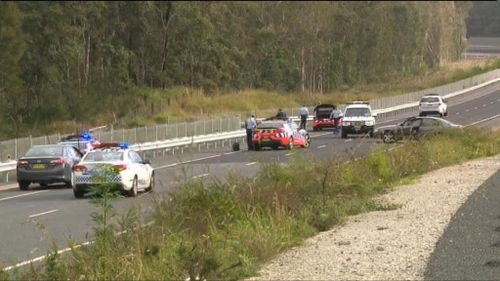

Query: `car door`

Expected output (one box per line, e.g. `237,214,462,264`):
401,118,422,137
420,118,442,135
129,151,148,188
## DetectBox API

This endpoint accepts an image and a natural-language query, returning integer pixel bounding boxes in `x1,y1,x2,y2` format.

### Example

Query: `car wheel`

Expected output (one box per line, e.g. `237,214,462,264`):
128,177,138,197
302,134,311,148
369,130,374,138
73,186,85,199
40,182,48,188
19,181,29,191
382,131,395,143
145,173,154,192
341,130,347,139
66,173,75,189
444,111,448,117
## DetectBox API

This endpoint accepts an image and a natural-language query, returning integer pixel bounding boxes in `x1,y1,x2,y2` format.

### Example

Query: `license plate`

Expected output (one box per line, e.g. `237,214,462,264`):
354,125,361,130
32,164,45,169
261,138,270,142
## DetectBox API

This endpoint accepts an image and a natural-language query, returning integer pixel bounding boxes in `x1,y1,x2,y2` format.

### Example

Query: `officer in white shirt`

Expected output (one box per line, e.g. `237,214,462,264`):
299,105,309,130
245,114,257,150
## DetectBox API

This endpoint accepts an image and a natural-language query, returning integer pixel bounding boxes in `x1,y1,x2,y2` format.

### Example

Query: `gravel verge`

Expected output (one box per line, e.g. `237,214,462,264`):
249,154,500,280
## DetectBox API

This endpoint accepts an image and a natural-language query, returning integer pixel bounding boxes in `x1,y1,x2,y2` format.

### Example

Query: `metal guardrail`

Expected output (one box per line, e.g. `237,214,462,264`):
1,68,500,175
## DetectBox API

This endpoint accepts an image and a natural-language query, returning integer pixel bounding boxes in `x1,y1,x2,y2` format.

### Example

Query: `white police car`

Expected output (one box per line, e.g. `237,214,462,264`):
72,142,154,198
341,101,377,138
59,131,101,154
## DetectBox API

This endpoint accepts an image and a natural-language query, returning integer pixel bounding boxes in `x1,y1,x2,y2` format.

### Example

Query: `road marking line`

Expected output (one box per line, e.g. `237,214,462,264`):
345,139,353,142
465,114,500,127
483,104,487,107
285,152,295,156
455,112,460,115
156,154,220,169
0,190,49,202
317,145,326,149
192,173,209,179
223,151,240,155
491,102,495,104
465,109,470,112
245,162,257,166
474,107,478,110
29,209,59,219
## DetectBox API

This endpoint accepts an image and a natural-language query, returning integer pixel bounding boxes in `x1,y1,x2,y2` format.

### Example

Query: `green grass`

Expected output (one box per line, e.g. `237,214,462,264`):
5,128,500,280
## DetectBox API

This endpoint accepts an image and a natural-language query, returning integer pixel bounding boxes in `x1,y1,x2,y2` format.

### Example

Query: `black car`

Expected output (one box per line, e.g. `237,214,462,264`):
16,144,83,190
374,116,463,143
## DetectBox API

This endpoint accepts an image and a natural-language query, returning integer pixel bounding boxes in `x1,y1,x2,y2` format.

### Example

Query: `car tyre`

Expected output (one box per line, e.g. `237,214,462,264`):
341,130,347,139
73,186,85,199
145,173,154,193
128,177,138,197
444,111,448,117
19,181,29,191
302,134,311,148
382,131,395,143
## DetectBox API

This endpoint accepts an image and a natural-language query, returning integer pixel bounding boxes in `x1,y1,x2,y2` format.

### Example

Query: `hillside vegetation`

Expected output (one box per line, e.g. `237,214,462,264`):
0,1,473,138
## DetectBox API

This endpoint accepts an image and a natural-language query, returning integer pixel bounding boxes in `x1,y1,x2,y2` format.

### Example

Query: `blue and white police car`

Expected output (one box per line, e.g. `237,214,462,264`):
73,142,154,198
59,131,100,154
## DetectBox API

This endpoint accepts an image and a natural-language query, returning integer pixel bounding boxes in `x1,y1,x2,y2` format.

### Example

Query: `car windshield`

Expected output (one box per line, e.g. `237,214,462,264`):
421,97,439,103
83,150,123,162
25,146,64,157
345,108,371,117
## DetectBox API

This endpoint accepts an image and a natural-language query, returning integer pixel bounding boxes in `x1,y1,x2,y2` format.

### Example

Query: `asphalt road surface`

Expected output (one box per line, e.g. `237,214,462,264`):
0,82,499,269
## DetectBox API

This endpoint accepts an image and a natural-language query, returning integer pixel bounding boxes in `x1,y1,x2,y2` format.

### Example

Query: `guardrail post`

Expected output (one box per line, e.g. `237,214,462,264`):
184,123,187,137
14,138,18,159
219,118,222,132
204,120,206,134
29,135,32,147
122,128,125,142
155,126,158,141
145,126,148,143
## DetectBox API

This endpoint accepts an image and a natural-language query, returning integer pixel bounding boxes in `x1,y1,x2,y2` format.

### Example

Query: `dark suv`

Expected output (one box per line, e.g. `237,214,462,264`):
16,144,83,190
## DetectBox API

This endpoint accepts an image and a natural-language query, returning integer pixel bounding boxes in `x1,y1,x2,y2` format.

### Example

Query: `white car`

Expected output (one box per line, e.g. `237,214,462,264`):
341,101,377,138
419,94,448,117
73,143,154,198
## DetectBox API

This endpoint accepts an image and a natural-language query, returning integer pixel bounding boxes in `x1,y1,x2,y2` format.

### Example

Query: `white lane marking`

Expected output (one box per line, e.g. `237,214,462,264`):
285,152,295,156
465,109,470,112
474,107,478,110
455,112,460,115
344,139,353,143
245,162,257,166
465,114,500,127
223,151,240,155
483,104,487,107
0,190,50,202
156,154,221,169
491,101,495,104
317,145,326,149
192,173,209,179
28,209,59,218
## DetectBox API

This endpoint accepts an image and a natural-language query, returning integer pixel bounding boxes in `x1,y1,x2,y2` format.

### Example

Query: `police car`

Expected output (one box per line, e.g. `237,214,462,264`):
59,131,100,154
341,101,377,138
72,142,154,198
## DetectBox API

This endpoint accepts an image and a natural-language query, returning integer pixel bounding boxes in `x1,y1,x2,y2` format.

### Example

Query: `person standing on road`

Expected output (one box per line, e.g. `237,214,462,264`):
245,114,257,150
299,105,309,130
330,106,344,134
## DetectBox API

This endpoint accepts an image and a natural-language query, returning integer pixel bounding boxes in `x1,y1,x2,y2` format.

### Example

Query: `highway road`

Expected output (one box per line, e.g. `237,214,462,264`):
0,82,499,270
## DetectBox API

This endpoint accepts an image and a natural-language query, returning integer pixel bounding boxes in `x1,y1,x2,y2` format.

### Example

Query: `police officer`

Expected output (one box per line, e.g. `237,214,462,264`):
245,114,257,150
298,105,309,130
330,106,344,134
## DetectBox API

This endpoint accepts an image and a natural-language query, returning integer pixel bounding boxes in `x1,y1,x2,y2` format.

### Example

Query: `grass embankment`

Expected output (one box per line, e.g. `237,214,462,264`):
3,128,500,280
37,58,500,135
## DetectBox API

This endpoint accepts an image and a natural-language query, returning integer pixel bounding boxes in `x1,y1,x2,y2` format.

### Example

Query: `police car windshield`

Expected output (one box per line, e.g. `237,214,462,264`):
83,150,123,162
257,122,284,129
25,146,63,157
345,108,371,117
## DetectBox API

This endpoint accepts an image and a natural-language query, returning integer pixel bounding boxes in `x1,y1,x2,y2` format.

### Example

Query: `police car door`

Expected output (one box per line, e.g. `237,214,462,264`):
129,151,148,188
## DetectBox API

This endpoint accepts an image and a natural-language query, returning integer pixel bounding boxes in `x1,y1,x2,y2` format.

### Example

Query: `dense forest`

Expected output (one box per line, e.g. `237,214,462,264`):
0,1,472,138
466,1,500,37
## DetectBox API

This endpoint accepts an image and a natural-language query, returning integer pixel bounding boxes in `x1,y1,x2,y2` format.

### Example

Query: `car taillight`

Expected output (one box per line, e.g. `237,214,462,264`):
111,164,127,172
74,165,87,172
50,157,65,165
17,160,28,167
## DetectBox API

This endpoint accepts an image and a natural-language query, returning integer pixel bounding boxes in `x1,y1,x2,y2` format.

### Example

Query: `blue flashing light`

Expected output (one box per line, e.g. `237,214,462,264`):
119,141,129,149
80,131,92,141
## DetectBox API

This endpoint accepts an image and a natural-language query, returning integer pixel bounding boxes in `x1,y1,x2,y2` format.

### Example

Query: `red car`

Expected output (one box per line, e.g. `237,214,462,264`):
252,119,311,150
313,104,337,131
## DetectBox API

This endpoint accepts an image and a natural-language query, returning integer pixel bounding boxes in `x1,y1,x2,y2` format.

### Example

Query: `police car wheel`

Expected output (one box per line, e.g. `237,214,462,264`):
302,135,311,148
128,177,138,197
19,181,29,191
73,186,85,198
